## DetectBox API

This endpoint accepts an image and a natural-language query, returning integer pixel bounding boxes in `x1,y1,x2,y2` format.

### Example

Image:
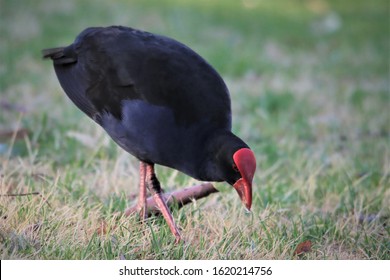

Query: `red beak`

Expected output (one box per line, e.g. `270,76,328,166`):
233,178,252,210
233,148,256,211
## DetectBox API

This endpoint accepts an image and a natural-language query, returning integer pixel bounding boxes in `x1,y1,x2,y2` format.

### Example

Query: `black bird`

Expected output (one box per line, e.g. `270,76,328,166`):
43,26,256,243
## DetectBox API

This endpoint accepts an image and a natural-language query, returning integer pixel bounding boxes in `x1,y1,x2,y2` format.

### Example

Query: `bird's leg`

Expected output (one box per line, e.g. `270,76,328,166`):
135,161,147,220
145,163,182,243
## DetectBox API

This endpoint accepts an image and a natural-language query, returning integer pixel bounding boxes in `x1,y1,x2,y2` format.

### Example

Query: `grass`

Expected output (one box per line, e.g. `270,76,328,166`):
0,0,389,259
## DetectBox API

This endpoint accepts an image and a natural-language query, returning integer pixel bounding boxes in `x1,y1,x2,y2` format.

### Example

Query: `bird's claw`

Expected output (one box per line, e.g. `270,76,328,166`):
174,234,183,245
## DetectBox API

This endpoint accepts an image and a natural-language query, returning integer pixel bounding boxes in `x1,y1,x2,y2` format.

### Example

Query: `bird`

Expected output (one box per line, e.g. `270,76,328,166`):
43,26,256,243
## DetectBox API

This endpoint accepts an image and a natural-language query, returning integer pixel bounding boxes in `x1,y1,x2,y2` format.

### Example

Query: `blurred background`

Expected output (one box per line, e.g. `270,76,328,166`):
1,0,388,161
0,0,389,259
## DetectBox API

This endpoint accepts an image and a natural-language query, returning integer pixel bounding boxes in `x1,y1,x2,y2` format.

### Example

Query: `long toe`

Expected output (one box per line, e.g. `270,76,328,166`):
135,203,147,221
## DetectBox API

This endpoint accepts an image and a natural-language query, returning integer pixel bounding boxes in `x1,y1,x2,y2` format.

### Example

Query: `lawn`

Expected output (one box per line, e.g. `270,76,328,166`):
0,0,389,259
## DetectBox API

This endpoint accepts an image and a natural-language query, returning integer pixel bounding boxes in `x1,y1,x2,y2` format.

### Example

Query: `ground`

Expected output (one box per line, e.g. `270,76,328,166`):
0,0,389,259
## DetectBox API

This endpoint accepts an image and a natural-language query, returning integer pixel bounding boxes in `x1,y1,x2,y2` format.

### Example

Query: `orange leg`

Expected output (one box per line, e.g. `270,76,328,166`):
144,163,182,243
135,162,147,220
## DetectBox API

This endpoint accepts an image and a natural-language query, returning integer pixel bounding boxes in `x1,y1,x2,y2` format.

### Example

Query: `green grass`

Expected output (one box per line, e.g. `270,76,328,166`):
0,0,389,259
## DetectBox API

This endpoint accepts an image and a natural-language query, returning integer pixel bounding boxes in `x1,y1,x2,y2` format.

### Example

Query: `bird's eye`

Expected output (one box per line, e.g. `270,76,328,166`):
232,164,239,172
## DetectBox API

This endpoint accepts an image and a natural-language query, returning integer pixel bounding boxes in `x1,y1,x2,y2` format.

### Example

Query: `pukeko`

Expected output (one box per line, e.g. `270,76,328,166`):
43,26,256,243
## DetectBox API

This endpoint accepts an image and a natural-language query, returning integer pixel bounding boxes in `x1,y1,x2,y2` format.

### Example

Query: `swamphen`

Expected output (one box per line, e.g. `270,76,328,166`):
43,26,256,243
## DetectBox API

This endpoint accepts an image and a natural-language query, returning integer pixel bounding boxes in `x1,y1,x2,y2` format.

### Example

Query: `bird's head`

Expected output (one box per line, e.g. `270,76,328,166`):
212,144,256,211
200,133,256,211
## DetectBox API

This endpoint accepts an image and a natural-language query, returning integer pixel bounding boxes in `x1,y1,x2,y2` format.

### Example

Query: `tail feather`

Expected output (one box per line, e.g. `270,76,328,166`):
42,47,77,65
42,47,64,58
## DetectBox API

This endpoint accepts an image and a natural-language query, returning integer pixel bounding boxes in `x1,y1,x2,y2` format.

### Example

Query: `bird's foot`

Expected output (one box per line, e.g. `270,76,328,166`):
152,192,183,244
